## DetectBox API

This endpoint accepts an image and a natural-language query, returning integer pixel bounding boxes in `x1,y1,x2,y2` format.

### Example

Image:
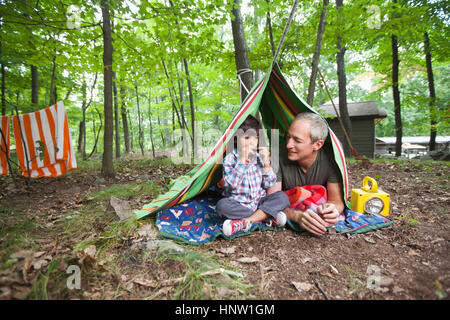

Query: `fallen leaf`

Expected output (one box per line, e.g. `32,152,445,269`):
364,237,376,244
292,281,313,292
0,286,11,299
137,224,158,239
22,257,33,283
84,245,96,258
379,276,394,288
32,259,49,270
107,196,133,221
78,245,96,265
329,264,339,275
236,256,260,264
11,285,30,299
33,251,46,259
300,257,311,264
133,278,158,288
10,250,33,260
217,247,236,255
407,249,420,257
393,286,405,294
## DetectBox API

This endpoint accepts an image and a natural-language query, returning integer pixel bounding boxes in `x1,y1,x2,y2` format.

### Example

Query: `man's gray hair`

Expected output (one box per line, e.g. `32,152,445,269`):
293,112,329,142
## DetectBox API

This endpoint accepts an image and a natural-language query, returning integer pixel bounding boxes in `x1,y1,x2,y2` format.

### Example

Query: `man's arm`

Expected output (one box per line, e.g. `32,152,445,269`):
326,181,344,213
317,181,344,226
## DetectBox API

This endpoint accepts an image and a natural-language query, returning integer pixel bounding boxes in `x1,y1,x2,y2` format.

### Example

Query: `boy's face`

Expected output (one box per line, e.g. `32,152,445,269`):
237,132,258,156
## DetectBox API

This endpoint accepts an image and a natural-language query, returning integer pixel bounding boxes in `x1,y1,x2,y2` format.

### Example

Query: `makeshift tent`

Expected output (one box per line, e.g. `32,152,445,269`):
135,63,349,220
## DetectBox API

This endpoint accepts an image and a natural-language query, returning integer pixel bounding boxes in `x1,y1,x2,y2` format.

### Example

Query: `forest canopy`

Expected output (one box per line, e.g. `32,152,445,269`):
1,0,448,175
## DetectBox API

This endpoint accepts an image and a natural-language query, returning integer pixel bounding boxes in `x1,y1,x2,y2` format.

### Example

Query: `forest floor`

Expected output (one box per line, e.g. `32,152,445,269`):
0,153,449,300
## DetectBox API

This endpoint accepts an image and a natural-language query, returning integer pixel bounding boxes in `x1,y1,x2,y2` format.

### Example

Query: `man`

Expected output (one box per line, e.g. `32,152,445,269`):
245,112,344,236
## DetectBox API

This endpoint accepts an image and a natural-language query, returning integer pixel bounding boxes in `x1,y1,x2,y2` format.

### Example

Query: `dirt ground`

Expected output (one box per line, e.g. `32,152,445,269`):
0,156,449,300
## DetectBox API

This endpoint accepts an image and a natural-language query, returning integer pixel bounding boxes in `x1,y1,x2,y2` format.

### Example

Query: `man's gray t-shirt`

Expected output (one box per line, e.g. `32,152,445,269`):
276,147,342,191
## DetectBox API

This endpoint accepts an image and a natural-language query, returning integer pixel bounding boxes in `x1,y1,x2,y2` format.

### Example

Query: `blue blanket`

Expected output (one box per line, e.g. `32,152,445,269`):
156,195,393,245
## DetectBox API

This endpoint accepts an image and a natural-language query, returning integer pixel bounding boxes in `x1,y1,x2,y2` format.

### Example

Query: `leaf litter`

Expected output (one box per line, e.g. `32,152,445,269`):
0,157,448,299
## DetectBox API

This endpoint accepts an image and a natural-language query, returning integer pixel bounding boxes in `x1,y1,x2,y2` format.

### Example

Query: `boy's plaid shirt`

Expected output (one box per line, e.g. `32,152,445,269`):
222,149,277,212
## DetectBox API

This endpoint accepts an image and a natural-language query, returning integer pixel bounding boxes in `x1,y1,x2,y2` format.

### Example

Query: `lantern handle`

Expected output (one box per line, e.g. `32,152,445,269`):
361,176,378,193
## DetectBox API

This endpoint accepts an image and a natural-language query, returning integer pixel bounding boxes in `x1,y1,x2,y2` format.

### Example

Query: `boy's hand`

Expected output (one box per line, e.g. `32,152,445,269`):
259,147,271,167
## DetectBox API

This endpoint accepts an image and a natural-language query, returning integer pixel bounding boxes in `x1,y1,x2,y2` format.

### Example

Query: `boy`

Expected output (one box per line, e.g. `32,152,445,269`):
216,115,290,236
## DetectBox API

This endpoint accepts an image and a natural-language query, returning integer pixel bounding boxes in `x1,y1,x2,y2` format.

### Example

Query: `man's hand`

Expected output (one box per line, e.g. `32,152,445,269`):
317,203,340,227
285,208,328,236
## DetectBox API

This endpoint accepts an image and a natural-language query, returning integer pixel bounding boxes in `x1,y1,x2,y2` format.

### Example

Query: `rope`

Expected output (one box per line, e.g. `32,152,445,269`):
317,67,368,161
237,68,252,95
271,0,300,66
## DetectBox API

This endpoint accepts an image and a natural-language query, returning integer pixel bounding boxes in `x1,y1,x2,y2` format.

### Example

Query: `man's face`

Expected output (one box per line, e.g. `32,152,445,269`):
286,119,322,163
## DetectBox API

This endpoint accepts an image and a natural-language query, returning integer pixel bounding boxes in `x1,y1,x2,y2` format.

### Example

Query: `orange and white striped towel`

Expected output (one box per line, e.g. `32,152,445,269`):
0,115,10,176
12,101,77,178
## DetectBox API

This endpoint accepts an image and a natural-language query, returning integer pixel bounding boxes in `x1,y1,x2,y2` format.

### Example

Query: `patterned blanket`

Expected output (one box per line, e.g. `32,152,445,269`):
155,192,393,245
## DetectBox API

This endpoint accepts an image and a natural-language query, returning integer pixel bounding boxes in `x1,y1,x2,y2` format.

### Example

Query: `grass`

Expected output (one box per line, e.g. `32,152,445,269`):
0,207,37,267
85,181,162,202
28,260,59,300
393,212,422,228
56,157,255,300
343,265,375,299
146,248,254,300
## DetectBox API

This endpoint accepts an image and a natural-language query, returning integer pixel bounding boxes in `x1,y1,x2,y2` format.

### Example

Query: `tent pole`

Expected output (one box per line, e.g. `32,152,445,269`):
317,67,368,162
271,0,300,66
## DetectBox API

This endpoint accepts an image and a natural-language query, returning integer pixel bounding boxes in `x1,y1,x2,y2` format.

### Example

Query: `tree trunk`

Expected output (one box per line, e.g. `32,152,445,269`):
336,0,352,155
230,0,253,102
158,113,165,147
77,120,85,155
120,85,131,153
113,71,120,158
148,89,155,158
183,58,196,160
128,109,134,151
100,0,115,177
77,80,87,155
424,32,437,151
88,108,103,159
307,0,329,106
49,54,56,106
162,59,187,135
0,19,5,115
392,33,402,157
82,108,87,159
1,63,5,116
175,61,190,159
135,84,145,156
31,65,39,108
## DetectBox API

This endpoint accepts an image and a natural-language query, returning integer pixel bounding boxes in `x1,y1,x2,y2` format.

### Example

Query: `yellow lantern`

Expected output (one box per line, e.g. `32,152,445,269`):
351,176,390,217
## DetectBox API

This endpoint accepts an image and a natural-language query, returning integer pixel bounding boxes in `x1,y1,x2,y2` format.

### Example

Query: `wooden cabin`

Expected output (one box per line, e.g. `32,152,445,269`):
317,100,387,158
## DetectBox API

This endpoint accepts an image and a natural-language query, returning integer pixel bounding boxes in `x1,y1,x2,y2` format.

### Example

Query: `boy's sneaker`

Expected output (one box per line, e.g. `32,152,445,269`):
264,211,287,228
223,219,251,237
